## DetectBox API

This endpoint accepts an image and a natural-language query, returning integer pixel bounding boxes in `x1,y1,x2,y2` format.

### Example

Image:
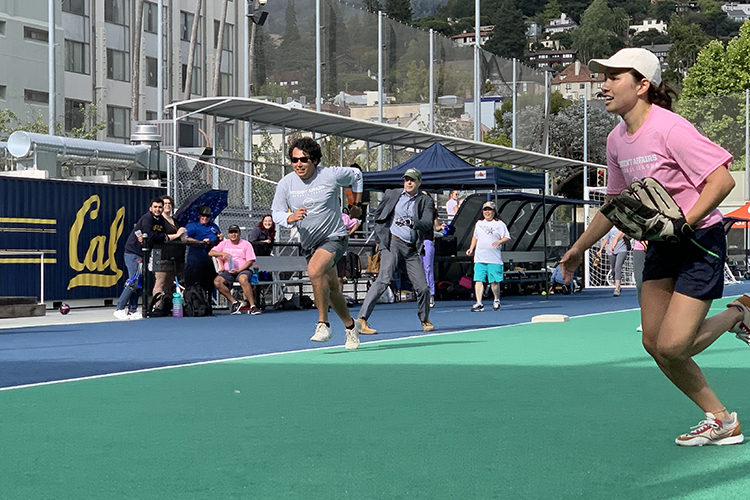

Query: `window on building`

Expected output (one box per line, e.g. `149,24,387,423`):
105,0,129,25
181,12,195,41
144,2,157,33
565,83,571,90
219,73,232,95
65,99,87,132
107,106,130,139
65,40,89,74
24,89,49,103
0,85,6,100
181,64,201,95
146,57,158,87
62,0,86,15
24,26,49,42
0,21,6,36
146,111,158,120
579,83,585,89
216,123,234,151
107,48,130,81
214,20,232,49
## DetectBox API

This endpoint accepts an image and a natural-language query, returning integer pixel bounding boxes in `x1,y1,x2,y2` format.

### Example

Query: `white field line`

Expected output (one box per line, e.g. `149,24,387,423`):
0,306,645,392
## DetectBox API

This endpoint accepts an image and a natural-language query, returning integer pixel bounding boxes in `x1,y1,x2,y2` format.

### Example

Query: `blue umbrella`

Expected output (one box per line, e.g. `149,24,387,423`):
174,189,229,226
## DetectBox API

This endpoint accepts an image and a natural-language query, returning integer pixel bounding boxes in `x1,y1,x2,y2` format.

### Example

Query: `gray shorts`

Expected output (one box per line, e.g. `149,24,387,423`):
218,270,253,286
303,236,348,264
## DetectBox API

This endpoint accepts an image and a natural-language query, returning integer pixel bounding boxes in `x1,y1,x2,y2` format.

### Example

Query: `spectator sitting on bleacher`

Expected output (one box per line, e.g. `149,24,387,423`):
248,215,275,257
209,225,261,315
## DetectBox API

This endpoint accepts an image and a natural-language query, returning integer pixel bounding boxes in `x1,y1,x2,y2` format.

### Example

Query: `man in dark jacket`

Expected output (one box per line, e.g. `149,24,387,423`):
114,197,169,320
357,168,435,333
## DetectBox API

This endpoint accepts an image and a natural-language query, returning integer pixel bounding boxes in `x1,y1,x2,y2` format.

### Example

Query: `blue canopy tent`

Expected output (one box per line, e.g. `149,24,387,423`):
361,143,567,297
361,143,545,191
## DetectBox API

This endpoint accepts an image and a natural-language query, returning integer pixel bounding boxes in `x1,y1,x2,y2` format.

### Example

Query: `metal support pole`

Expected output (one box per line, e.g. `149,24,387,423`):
157,0,164,119
316,0,321,112
378,11,383,124
212,117,219,189
583,91,588,164
48,0,55,135
40,253,45,304
512,58,517,149
281,126,286,177
746,88,749,200
544,69,550,155
377,11,383,172
246,120,253,209
473,0,481,146
429,29,434,134
244,2,252,206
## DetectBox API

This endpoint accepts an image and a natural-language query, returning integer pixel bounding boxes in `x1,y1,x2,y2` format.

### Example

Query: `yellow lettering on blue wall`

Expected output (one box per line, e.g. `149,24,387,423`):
68,195,125,289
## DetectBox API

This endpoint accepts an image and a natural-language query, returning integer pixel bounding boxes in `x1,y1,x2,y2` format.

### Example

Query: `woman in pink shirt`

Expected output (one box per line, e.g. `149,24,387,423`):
561,48,747,446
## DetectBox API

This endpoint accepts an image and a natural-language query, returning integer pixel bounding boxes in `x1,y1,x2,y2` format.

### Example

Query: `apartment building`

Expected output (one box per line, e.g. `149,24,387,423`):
0,0,246,145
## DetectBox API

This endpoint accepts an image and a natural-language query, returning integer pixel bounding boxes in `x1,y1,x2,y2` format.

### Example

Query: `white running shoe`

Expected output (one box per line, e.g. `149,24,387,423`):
493,300,501,311
310,322,332,342
344,319,361,350
113,309,129,320
471,303,484,312
675,412,744,446
128,311,143,320
636,324,643,332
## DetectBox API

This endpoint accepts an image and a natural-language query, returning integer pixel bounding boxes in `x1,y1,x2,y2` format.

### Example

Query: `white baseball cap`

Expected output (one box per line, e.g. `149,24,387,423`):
589,48,661,86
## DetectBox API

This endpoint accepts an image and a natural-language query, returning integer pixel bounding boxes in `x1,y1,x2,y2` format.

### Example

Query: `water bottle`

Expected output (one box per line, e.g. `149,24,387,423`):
172,292,184,317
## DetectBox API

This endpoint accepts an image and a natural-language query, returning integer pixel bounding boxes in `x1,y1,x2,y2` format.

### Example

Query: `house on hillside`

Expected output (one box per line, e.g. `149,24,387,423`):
528,49,577,69
630,19,668,35
551,61,604,102
723,2,750,21
451,26,493,47
544,14,578,35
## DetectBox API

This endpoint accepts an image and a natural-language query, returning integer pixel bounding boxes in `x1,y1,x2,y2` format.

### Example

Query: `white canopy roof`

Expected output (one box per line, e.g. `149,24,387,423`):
170,97,606,171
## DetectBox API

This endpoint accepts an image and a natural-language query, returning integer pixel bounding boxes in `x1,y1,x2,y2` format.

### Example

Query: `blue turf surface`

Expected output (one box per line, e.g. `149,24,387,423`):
2,284,749,388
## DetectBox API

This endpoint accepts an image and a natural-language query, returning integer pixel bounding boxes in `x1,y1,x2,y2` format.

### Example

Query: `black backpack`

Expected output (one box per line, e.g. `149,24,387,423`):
149,292,173,317
344,253,361,280
183,285,211,317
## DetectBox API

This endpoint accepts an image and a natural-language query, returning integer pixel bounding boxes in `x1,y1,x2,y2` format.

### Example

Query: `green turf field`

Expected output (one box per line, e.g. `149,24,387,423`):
3,308,750,499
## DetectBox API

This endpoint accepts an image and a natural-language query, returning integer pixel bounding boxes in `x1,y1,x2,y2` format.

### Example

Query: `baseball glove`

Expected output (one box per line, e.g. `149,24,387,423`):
600,177,694,242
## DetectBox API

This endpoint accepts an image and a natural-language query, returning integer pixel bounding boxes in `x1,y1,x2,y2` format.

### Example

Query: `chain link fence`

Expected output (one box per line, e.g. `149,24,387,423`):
167,150,284,239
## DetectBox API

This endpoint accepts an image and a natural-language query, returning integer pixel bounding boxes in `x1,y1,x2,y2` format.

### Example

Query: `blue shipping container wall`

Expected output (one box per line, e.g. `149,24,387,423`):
0,177,164,301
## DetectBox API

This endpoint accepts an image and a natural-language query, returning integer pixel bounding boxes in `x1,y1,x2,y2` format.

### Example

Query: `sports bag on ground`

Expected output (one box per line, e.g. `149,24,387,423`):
183,285,211,317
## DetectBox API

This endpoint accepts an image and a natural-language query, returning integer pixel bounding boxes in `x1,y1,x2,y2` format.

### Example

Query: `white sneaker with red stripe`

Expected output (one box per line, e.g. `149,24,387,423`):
675,412,744,446
727,294,750,346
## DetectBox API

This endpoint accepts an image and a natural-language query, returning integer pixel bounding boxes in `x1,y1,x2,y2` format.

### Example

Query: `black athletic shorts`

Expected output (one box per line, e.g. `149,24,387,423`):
642,223,725,300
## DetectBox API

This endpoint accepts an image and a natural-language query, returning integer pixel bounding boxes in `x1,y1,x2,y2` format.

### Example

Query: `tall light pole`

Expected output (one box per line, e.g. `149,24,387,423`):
157,0,164,119
48,0,55,135
473,0,481,146
316,0,321,112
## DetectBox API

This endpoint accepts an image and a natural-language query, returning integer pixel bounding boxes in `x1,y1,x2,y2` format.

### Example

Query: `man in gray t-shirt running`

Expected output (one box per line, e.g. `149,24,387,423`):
272,137,364,350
